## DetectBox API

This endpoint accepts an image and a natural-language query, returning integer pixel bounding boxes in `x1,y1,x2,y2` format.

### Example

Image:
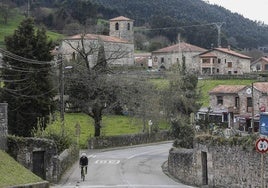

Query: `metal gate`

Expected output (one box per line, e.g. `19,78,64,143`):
33,151,45,179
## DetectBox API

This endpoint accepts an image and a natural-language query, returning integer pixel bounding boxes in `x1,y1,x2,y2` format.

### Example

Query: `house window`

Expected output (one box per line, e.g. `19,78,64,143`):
216,69,219,73
228,62,232,68
228,71,232,74
256,64,261,70
218,59,221,63
217,96,223,105
247,97,252,112
127,23,130,30
235,97,240,108
161,57,164,63
202,58,210,63
265,64,268,70
115,22,119,30
234,71,238,74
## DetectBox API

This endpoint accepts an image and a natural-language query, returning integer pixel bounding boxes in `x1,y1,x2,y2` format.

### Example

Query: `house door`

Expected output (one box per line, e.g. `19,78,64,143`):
201,151,208,185
32,151,45,179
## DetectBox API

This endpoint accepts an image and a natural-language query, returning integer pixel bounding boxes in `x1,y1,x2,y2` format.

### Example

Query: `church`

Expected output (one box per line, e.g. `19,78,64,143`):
59,16,134,67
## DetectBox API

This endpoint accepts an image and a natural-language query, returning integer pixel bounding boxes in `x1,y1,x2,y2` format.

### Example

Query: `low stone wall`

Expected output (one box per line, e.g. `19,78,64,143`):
7,136,79,184
52,146,79,182
89,130,173,149
168,148,196,186
168,135,268,187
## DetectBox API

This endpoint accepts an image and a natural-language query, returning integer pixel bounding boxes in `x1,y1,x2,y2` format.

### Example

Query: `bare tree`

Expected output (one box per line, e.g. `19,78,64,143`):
62,34,135,137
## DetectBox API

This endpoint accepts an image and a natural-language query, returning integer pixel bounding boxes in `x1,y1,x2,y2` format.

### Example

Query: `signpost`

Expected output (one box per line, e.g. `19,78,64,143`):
256,137,268,188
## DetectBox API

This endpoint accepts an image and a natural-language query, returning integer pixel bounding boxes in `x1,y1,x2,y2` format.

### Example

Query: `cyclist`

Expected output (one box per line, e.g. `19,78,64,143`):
79,153,88,176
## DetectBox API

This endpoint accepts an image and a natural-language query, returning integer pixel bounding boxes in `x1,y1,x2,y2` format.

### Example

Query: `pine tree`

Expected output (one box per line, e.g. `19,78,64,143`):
1,18,56,137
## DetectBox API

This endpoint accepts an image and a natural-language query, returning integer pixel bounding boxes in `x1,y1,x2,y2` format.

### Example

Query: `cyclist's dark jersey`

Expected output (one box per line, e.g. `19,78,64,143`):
80,156,88,166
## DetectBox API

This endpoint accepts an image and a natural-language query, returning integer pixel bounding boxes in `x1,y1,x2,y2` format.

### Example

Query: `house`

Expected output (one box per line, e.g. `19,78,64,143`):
198,82,268,131
151,42,207,71
59,16,134,67
197,47,252,75
251,56,268,72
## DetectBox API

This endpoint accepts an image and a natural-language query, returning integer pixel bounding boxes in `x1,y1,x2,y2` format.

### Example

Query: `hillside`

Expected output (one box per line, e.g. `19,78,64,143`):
0,150,43,187
0,8,63,48
2,0,268,50
93,0,268,49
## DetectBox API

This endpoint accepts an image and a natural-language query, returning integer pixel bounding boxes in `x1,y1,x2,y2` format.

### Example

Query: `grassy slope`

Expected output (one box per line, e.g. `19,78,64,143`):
0,150,43,187
0,8,63,48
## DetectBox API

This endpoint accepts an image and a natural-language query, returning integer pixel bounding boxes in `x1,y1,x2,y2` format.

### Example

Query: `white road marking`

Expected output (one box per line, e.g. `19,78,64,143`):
95,160,120,164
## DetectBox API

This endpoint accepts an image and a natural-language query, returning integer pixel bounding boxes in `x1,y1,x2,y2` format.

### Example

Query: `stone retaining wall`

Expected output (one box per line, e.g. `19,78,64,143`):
0,103,8,151
52,146,79,182
168,136,268,187
89,130,174,149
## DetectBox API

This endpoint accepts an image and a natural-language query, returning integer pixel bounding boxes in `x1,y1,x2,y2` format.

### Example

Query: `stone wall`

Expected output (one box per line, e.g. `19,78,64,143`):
89,130,174,149
168,136,268,187
0,103,8,151
52,146,79,182
7,136,57,182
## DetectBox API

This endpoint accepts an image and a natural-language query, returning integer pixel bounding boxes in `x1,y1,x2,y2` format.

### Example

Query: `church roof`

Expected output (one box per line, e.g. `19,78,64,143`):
109,16,133,21
66,33,131,44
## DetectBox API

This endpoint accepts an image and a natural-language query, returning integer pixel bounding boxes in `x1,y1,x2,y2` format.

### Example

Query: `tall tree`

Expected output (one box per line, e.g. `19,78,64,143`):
64,35,132,137
0,17,56,137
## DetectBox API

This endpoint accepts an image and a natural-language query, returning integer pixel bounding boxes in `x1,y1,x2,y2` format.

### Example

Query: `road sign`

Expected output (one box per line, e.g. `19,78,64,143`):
260,112,268,136
256,138,268,153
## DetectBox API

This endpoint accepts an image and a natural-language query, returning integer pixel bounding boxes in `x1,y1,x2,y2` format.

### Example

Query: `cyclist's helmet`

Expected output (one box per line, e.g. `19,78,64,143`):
81,153,87,157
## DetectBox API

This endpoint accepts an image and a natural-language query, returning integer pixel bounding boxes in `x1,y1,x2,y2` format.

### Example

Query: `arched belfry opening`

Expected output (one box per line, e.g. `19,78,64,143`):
109,16,134,43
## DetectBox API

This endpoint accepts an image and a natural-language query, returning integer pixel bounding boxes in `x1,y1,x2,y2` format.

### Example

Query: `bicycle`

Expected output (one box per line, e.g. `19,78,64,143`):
80,166,86,181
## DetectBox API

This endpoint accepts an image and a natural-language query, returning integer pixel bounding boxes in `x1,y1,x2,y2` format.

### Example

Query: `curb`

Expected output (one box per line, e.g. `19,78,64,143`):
6,181,49,188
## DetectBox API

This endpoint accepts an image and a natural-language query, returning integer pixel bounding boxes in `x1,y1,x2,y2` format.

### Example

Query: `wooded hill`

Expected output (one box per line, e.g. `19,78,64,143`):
93,0,268,49
3,0,268,50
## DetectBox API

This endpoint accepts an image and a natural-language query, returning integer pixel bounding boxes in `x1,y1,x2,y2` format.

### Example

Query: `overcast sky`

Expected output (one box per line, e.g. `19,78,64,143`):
207,0,268,24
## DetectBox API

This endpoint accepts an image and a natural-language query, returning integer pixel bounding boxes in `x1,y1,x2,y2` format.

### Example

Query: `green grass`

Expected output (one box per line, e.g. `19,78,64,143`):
0,150,43,187
0,8,63,48
45,113,169,148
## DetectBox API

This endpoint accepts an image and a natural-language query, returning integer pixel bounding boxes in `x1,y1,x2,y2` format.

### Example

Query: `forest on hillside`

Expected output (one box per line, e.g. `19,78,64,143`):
2,0,268,51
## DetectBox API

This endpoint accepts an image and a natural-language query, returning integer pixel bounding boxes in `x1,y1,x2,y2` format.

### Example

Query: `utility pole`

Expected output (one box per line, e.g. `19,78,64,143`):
27,0,30,17
58,54,64,123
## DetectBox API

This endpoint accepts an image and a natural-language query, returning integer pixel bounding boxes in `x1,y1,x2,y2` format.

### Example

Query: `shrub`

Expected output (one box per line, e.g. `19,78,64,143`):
171,120,195,149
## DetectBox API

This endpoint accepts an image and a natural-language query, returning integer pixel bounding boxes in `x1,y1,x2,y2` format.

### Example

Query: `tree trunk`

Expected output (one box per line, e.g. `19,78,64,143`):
94,119,101,137
92,102,103,137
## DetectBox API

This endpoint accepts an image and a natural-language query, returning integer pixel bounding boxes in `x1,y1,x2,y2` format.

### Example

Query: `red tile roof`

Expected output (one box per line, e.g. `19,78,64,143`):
109,16,133,21
214,48,251,59
152,42,206,53
209,85,247,94
66,33,131,44
254,82,268,93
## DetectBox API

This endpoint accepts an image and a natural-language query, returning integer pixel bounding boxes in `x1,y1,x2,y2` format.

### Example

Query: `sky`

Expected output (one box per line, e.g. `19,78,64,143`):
207,0,268,24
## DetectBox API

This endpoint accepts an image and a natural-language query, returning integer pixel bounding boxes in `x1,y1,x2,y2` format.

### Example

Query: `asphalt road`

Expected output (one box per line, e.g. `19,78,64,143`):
53,142,196,188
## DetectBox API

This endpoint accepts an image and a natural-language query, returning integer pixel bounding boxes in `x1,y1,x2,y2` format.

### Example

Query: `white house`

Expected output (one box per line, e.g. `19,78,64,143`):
197,47,252,75
151,42,207,71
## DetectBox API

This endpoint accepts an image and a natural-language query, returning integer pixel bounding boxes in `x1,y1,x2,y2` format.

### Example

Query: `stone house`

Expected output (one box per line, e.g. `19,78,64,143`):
151,42,207,71
251,56,268,72
199,82,268,131
197,47,252,75
59,16,134,67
